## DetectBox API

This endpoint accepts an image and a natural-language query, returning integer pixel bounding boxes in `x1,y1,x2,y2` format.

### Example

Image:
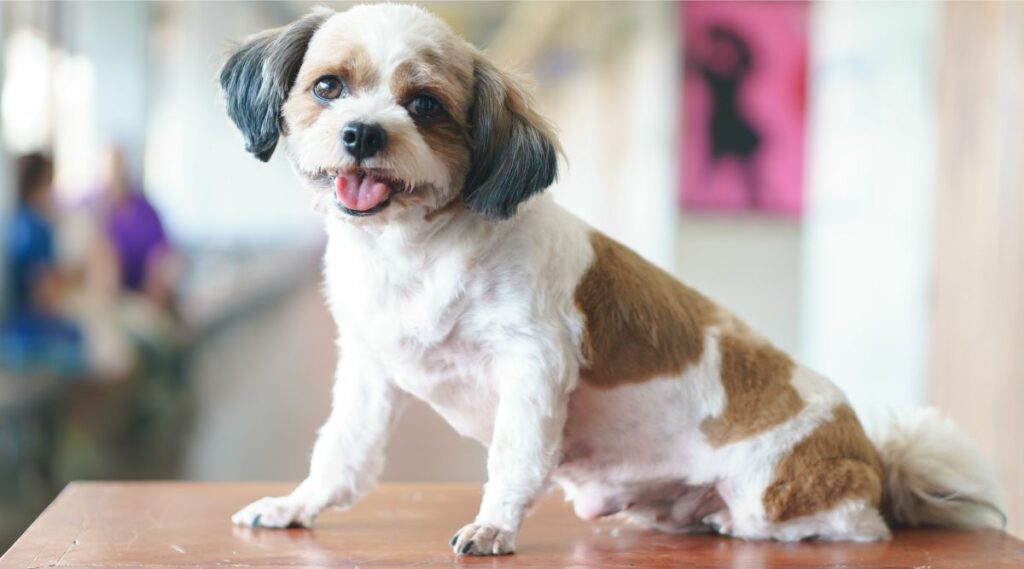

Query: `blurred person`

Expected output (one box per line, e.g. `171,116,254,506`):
92,144,179,309
57,143,187,380
1,152,86,375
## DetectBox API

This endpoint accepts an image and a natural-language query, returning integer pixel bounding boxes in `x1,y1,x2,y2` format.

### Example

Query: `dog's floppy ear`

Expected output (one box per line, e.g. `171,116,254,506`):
462,56,560,219
219,9,330,162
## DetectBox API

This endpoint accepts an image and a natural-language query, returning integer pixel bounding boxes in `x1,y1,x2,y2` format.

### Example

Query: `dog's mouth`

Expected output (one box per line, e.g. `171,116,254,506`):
315,169,404,217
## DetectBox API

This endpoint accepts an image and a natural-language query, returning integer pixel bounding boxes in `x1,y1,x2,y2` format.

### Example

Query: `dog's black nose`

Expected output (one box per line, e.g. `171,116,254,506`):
341,121,386,161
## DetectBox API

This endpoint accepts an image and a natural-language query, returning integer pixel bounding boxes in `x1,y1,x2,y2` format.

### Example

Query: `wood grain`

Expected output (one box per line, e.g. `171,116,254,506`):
2,482,1023,568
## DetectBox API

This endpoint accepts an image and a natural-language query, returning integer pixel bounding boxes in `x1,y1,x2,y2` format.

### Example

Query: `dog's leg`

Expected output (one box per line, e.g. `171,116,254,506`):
232,357,404,528
450,357,571,556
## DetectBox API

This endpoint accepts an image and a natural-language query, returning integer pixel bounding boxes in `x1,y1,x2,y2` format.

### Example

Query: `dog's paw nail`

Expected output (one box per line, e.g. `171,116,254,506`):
232,495,319,529
451,523,516,556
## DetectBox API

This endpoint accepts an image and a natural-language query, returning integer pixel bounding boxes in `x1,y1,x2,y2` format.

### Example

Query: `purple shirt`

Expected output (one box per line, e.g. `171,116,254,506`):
104,192,169,291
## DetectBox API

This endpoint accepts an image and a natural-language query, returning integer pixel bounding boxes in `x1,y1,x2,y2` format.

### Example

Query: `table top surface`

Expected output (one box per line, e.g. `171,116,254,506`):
3,482,1022,569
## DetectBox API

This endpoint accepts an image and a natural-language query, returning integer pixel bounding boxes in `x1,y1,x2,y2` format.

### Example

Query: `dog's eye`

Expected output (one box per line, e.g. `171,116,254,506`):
313,76,345,101
406,94,443,119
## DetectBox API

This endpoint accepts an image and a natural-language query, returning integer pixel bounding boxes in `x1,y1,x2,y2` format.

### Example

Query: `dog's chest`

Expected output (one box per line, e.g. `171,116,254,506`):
332,259,477,355
325,241,504,438
364,286,503,438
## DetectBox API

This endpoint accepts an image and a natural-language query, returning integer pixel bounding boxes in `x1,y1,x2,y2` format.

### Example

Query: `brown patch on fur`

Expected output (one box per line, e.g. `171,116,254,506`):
283,42,379,131
762,404,884,523
425,118,472,188
574,232,717,387
390,47,474,121
699,335,804,447
281,88,324,133
298,42,378,94
388,46,475,195
412,105,472,195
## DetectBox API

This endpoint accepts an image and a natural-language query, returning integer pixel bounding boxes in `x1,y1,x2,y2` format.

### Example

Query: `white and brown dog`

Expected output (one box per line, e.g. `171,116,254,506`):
221,4,1003,556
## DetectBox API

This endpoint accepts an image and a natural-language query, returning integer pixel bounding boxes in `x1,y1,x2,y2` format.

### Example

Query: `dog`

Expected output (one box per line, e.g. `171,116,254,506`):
220,4,1004,556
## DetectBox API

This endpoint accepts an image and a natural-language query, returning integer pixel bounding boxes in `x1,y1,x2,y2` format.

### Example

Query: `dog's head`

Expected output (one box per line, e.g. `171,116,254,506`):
220,4,559,222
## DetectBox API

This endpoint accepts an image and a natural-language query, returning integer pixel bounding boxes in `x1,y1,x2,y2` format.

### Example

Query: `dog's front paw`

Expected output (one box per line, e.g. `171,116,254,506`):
231,494,321,529
450,523,516,556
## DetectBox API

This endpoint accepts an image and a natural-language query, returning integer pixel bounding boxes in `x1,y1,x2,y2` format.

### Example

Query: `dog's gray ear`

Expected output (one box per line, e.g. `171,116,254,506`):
462,57,560,219
219,10,330,162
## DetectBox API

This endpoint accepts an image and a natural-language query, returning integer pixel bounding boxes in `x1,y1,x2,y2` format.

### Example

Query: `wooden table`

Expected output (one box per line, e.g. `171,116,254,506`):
3,482,1022,568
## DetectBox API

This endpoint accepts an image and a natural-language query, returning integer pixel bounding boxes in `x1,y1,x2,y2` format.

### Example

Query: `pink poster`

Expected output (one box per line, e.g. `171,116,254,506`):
681,1,808,217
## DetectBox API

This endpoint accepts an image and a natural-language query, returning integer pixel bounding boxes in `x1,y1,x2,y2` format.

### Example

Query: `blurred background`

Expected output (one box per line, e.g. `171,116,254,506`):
0,0,1020,549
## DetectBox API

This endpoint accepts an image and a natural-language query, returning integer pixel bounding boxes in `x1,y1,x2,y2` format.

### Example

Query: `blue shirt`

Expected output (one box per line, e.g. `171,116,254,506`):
7,205,55,317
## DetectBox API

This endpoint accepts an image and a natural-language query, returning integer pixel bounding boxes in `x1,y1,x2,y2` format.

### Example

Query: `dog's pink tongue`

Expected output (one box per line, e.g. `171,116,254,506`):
335,173,389,211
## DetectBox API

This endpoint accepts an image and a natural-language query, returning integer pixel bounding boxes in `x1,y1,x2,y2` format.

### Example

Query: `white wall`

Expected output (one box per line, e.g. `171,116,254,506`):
801,2,937,418
71,1,148,184
676,217,802,354
144,2,323,249
545,2,679,270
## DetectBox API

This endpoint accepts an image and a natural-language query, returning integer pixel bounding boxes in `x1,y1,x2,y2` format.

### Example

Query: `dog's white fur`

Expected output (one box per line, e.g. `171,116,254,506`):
222,5,1004,556
871,408,1005,529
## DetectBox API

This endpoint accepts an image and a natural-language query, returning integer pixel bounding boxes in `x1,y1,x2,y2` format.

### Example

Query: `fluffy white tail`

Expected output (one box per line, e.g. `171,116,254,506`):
871,408,1005,529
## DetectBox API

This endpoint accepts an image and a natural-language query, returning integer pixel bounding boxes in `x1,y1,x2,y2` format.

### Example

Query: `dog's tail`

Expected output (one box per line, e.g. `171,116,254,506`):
870,407,1005,529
